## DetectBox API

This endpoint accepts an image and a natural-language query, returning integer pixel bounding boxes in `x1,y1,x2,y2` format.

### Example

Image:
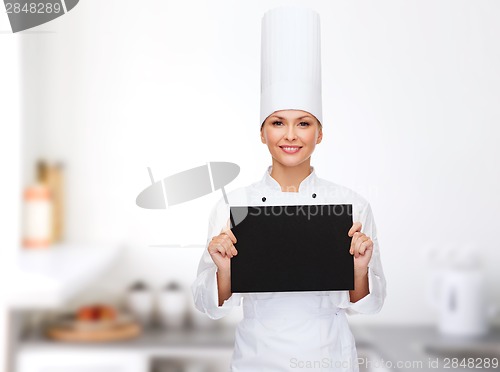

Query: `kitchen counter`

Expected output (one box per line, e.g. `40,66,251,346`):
20,325,235,356
352,325,500,372
17,325,235,372
17,324,500,371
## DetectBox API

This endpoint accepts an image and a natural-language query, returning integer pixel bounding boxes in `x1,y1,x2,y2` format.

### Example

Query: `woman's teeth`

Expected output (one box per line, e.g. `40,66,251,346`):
281,146,301,154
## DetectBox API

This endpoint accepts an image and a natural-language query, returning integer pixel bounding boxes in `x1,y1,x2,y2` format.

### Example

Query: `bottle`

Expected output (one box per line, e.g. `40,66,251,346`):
22,161,53,249
45,162,64,243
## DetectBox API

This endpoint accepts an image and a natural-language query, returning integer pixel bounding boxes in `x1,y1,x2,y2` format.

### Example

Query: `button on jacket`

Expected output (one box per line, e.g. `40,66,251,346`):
191,165,387,371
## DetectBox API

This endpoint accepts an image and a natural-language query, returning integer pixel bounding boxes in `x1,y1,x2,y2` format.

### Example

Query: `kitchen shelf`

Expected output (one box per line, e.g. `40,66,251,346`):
6,243,122,309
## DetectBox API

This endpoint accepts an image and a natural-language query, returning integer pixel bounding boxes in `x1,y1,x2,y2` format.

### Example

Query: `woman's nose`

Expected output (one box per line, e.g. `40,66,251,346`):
285,126,297,141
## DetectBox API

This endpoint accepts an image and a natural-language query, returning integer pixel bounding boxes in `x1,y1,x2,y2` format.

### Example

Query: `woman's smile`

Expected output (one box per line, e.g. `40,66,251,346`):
280,145,302,154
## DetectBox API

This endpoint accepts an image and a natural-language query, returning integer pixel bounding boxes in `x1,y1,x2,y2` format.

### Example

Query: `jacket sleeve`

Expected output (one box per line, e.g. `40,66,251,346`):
191,199,243,320
346,202,387,315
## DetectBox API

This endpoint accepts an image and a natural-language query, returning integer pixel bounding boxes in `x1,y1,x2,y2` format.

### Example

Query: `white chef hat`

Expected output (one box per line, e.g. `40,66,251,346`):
260,5,323,126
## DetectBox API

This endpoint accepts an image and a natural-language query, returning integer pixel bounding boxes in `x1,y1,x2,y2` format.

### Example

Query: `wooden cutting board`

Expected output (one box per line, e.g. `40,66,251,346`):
46,321,141,342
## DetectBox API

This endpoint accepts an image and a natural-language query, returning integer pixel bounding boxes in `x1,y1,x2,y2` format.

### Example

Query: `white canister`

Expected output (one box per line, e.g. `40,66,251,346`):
429,267,494,337
158,282,188,330
126,282,154,326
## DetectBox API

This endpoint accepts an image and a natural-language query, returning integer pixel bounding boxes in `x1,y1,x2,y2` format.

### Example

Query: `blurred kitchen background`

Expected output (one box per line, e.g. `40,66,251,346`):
1,0,500,371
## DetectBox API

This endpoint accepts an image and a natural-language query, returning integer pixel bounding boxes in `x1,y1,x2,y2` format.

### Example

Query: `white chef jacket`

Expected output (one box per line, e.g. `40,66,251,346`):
191,165,386,372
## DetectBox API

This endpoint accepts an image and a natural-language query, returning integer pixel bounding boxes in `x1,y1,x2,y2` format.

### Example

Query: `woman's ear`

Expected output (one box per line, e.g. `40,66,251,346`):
316,127,323,144
260,126,266,144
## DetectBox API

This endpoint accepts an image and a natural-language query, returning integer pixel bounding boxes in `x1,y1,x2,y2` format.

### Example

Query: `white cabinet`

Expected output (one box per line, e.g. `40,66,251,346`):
17,350,148,372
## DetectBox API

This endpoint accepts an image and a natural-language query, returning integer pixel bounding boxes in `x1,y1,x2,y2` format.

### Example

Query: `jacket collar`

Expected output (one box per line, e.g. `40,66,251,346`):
262,165,317,193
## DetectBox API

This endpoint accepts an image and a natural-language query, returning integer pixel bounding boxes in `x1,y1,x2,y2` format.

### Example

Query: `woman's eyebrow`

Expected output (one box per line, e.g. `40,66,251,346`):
271,116,312,120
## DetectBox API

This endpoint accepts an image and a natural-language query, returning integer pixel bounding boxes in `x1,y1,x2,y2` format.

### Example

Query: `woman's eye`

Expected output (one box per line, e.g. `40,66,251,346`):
271,121,309,127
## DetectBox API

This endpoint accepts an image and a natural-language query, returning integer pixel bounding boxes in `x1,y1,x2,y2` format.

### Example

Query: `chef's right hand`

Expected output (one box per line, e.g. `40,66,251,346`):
207,219,238,274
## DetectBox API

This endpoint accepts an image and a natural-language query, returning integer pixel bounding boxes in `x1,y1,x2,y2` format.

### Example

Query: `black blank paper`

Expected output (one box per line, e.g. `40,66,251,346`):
230,204,354,293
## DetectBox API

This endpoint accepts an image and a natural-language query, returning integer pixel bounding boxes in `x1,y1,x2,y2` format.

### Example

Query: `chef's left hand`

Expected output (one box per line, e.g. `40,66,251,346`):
348,222,373,274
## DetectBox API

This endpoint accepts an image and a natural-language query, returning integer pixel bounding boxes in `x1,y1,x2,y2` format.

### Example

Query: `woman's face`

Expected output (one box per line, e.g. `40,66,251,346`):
260,109,322,168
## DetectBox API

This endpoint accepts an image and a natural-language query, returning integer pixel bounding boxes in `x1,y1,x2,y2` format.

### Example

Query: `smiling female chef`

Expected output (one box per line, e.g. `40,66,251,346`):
191,5,386,372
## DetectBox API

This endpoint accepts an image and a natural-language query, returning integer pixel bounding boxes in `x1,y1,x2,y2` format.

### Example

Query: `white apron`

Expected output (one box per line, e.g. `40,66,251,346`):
191,165,386,372
232,294,358,371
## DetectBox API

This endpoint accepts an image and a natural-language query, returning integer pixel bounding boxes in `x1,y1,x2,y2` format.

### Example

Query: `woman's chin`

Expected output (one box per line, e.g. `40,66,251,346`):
272,156,310,168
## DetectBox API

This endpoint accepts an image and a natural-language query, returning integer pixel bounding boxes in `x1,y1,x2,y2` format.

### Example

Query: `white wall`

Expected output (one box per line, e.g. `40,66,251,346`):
18,0,500,325
0,14,22,372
